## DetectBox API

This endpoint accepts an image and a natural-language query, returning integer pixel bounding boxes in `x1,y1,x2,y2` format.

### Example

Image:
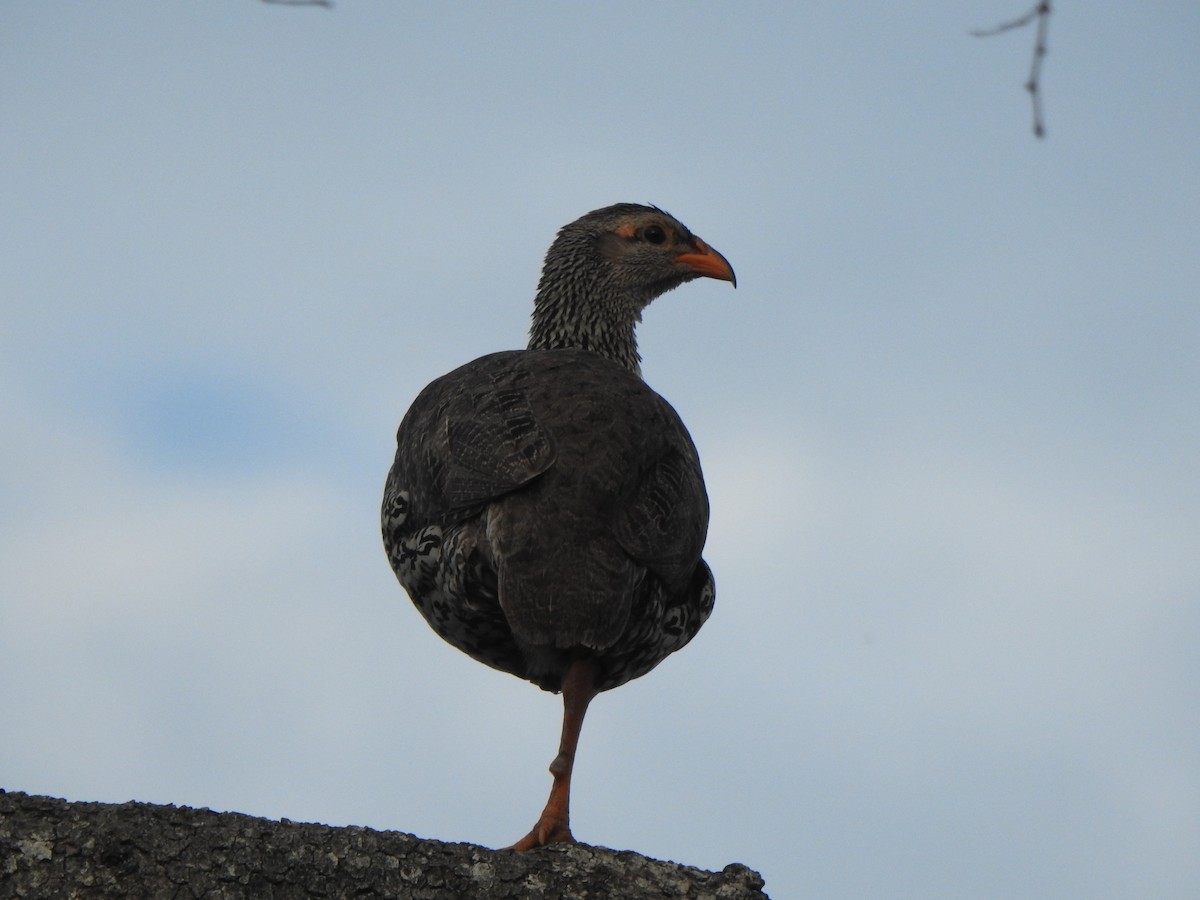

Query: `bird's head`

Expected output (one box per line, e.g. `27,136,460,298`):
538,203,736,311
529,203,735,371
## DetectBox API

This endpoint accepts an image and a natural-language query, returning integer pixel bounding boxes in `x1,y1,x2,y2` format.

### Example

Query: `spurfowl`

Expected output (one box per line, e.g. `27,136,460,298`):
381,203,735,849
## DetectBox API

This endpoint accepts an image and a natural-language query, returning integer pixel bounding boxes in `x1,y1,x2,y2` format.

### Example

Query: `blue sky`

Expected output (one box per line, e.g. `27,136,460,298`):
2,3,1198,898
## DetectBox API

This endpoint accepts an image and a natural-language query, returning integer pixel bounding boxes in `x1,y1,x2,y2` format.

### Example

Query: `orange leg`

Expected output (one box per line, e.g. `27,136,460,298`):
508,658,599,850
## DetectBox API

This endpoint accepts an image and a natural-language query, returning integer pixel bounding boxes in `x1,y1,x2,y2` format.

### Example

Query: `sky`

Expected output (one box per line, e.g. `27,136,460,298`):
1,3,1198,898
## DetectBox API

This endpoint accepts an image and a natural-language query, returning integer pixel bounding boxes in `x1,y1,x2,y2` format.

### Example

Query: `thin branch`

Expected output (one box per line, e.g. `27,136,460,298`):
260,0,333,7
973,1,1052,138
970,7,1041,38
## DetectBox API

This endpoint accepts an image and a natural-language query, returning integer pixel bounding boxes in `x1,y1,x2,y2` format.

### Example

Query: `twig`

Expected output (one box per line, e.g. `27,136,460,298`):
973,1,1052,138
260,0,333,8
970,6,1041,38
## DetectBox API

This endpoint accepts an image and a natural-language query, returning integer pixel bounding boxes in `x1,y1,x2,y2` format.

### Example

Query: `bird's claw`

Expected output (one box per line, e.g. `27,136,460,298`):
506,817,575,851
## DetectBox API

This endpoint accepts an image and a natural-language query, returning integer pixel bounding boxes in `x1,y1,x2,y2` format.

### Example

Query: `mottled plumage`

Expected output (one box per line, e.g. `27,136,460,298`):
381,203,735,848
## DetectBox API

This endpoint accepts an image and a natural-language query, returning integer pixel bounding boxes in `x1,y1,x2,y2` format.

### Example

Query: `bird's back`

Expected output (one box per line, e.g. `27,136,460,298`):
382,348,713,692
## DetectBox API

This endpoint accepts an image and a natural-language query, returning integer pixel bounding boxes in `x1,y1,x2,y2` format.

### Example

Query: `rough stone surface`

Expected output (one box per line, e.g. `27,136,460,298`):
0,790,769,898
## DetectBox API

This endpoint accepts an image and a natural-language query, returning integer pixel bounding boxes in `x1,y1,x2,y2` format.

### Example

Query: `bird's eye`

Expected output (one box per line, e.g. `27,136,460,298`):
642,225,667,245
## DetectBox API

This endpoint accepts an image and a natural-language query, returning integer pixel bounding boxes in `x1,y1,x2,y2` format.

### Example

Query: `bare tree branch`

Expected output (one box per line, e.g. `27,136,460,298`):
973,1,1052,138
970,6,1041,38
260,0,333,8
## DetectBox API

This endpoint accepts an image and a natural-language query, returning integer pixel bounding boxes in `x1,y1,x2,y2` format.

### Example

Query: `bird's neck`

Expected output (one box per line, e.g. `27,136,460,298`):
528,286,643,376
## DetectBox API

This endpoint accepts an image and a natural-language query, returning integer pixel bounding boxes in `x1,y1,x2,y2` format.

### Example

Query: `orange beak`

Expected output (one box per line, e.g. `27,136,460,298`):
673,237,737,288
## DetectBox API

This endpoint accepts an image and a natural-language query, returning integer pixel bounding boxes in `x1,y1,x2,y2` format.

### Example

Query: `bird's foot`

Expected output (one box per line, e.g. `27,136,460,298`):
506,815,575,851
505,659,596,851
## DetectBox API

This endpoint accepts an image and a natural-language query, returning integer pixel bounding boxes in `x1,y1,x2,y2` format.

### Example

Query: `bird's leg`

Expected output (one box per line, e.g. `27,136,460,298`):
508,657,598,850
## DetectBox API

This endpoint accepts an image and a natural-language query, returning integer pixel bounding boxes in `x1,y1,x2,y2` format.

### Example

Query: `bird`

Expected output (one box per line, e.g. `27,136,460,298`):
381,202,735,850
